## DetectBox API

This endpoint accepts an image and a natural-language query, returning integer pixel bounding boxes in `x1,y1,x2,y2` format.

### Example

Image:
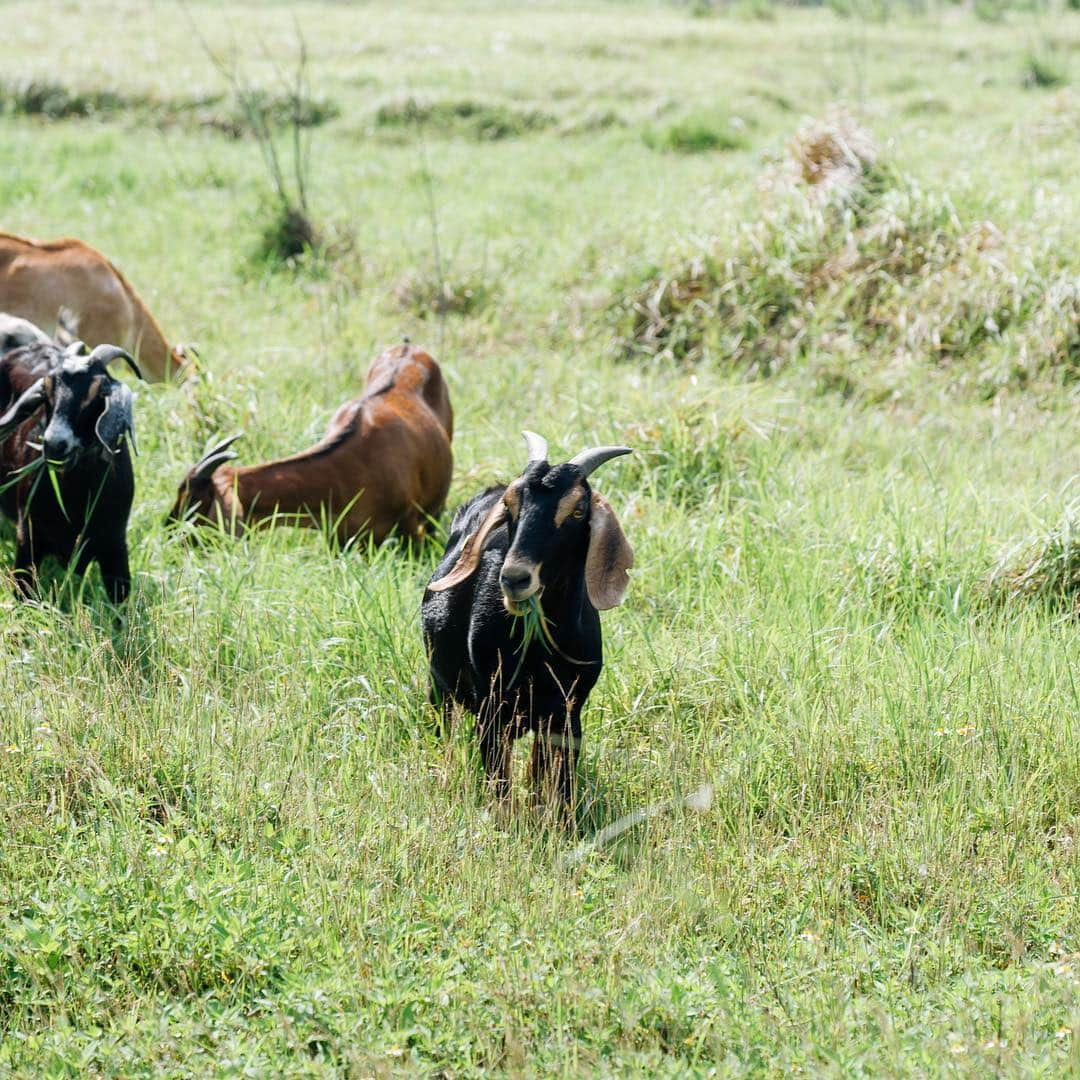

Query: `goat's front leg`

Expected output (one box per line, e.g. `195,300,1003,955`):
476,705,513,803
531,703,583,814
95,543,131,605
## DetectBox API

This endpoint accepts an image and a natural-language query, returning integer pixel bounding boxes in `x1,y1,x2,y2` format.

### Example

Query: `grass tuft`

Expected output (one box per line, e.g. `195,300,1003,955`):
988,497,1080,610
786,108,881,196
642,112,750,154
253,203,320,267
1024,52,1068,90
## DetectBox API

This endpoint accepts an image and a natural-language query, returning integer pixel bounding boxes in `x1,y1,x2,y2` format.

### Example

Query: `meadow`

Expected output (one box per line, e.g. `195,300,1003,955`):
2,0,1080,1074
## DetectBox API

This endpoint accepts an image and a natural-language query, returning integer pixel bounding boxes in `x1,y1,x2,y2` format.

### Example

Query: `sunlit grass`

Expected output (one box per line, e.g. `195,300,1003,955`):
0,0,1079,1074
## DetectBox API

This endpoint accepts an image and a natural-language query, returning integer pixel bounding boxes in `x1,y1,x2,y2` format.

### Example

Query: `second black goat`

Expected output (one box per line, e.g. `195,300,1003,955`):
423,431,633,810
0,339,143,602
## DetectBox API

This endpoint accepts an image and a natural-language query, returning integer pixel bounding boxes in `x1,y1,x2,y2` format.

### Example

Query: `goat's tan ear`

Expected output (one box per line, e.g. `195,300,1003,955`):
585,493,633,610
427,499,508,592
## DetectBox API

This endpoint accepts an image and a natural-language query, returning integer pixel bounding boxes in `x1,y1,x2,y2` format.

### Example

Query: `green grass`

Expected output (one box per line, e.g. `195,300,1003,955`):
2,0,1080,1074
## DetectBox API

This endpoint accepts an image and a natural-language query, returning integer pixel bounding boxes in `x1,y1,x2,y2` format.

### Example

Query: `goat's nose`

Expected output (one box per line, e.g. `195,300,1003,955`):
500,563,534,594
44,435,74,461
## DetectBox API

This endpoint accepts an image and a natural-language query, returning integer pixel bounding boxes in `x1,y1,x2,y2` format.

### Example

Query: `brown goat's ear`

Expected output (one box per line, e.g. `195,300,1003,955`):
585,493,633,610
0,378,48,441
427,499,508,593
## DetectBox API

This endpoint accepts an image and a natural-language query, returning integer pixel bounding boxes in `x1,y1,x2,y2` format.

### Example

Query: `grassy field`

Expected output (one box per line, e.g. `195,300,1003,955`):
2,0,1080,1074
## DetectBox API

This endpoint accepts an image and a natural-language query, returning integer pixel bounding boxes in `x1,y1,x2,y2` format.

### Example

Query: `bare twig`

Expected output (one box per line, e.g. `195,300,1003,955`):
181,2,318,258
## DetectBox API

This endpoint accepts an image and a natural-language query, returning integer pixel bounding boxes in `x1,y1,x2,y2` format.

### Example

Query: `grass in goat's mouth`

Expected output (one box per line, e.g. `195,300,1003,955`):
507,593,554,683
506,592,589,682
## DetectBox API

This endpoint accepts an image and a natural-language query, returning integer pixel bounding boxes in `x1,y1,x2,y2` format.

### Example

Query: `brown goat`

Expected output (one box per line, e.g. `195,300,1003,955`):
0,232,194,382
168,342,454,546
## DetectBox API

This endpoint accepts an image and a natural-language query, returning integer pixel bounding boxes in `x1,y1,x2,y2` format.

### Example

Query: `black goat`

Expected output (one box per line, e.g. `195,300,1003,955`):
422,432,633,810
0,339,143,602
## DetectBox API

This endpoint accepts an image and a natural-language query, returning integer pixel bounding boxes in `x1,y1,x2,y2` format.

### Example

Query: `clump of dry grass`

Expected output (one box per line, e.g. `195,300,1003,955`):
1008,275,1080,385
787,109,879,197
611,111,1058,392
987,497,1080,610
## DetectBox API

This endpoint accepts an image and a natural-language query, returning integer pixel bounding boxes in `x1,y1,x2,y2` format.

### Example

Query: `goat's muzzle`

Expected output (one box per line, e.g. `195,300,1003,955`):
500,560,541,609
43,436,77,469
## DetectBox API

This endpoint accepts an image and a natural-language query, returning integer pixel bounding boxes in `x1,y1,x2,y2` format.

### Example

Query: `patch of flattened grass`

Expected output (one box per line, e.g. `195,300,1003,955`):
0,79,138,119
193,89,340,140
374,96,554,141
0,78,339,137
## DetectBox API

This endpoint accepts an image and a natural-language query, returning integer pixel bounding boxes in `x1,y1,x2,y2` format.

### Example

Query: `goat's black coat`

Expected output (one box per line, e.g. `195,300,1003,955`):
422,468,607,806
0,342,137,603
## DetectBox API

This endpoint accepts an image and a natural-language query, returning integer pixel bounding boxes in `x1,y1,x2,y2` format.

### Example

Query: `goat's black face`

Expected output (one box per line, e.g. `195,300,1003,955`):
166,432,243,527
427,433,633,610
499,462,591,609
0,343,140,467
167,474,217,524
41,357,113,465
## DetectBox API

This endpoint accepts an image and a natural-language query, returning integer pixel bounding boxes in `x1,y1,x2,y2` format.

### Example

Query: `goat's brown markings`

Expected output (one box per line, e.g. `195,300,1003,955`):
553,484,586,527
503,481,522,519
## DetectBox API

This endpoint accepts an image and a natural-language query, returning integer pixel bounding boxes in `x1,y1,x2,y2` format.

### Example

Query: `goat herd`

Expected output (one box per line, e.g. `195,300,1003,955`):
0,230,634,812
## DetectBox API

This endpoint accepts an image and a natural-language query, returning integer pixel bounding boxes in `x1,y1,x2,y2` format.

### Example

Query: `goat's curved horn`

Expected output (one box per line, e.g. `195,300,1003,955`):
190,432,244,480
191,450,238,479
64,339,88,357
522,430,548,464
201,432,244,460
88,344,143,382
568,445,632,478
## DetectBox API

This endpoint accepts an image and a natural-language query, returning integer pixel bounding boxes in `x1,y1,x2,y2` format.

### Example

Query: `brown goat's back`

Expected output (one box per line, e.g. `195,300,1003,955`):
178,342,454,546
345,343,454,542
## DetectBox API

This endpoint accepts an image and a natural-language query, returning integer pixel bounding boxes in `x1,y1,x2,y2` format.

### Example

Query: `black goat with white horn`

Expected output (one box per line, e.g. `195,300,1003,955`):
422,431,633,813
0,338,143,602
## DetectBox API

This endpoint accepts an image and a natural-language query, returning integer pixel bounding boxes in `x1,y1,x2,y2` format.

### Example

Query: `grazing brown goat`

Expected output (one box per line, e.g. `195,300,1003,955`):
0,232,195,382
168,342,454,545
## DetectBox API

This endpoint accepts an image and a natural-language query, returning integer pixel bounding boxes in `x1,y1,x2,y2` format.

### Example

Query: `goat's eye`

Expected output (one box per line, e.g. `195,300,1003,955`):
572,505,586,520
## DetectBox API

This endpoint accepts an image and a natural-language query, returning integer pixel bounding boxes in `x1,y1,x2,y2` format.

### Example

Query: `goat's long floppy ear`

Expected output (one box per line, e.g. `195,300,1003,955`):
0,378,48,441
89,344,144,382
95,382,136,455
427,499,508,592
585,493,633,610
